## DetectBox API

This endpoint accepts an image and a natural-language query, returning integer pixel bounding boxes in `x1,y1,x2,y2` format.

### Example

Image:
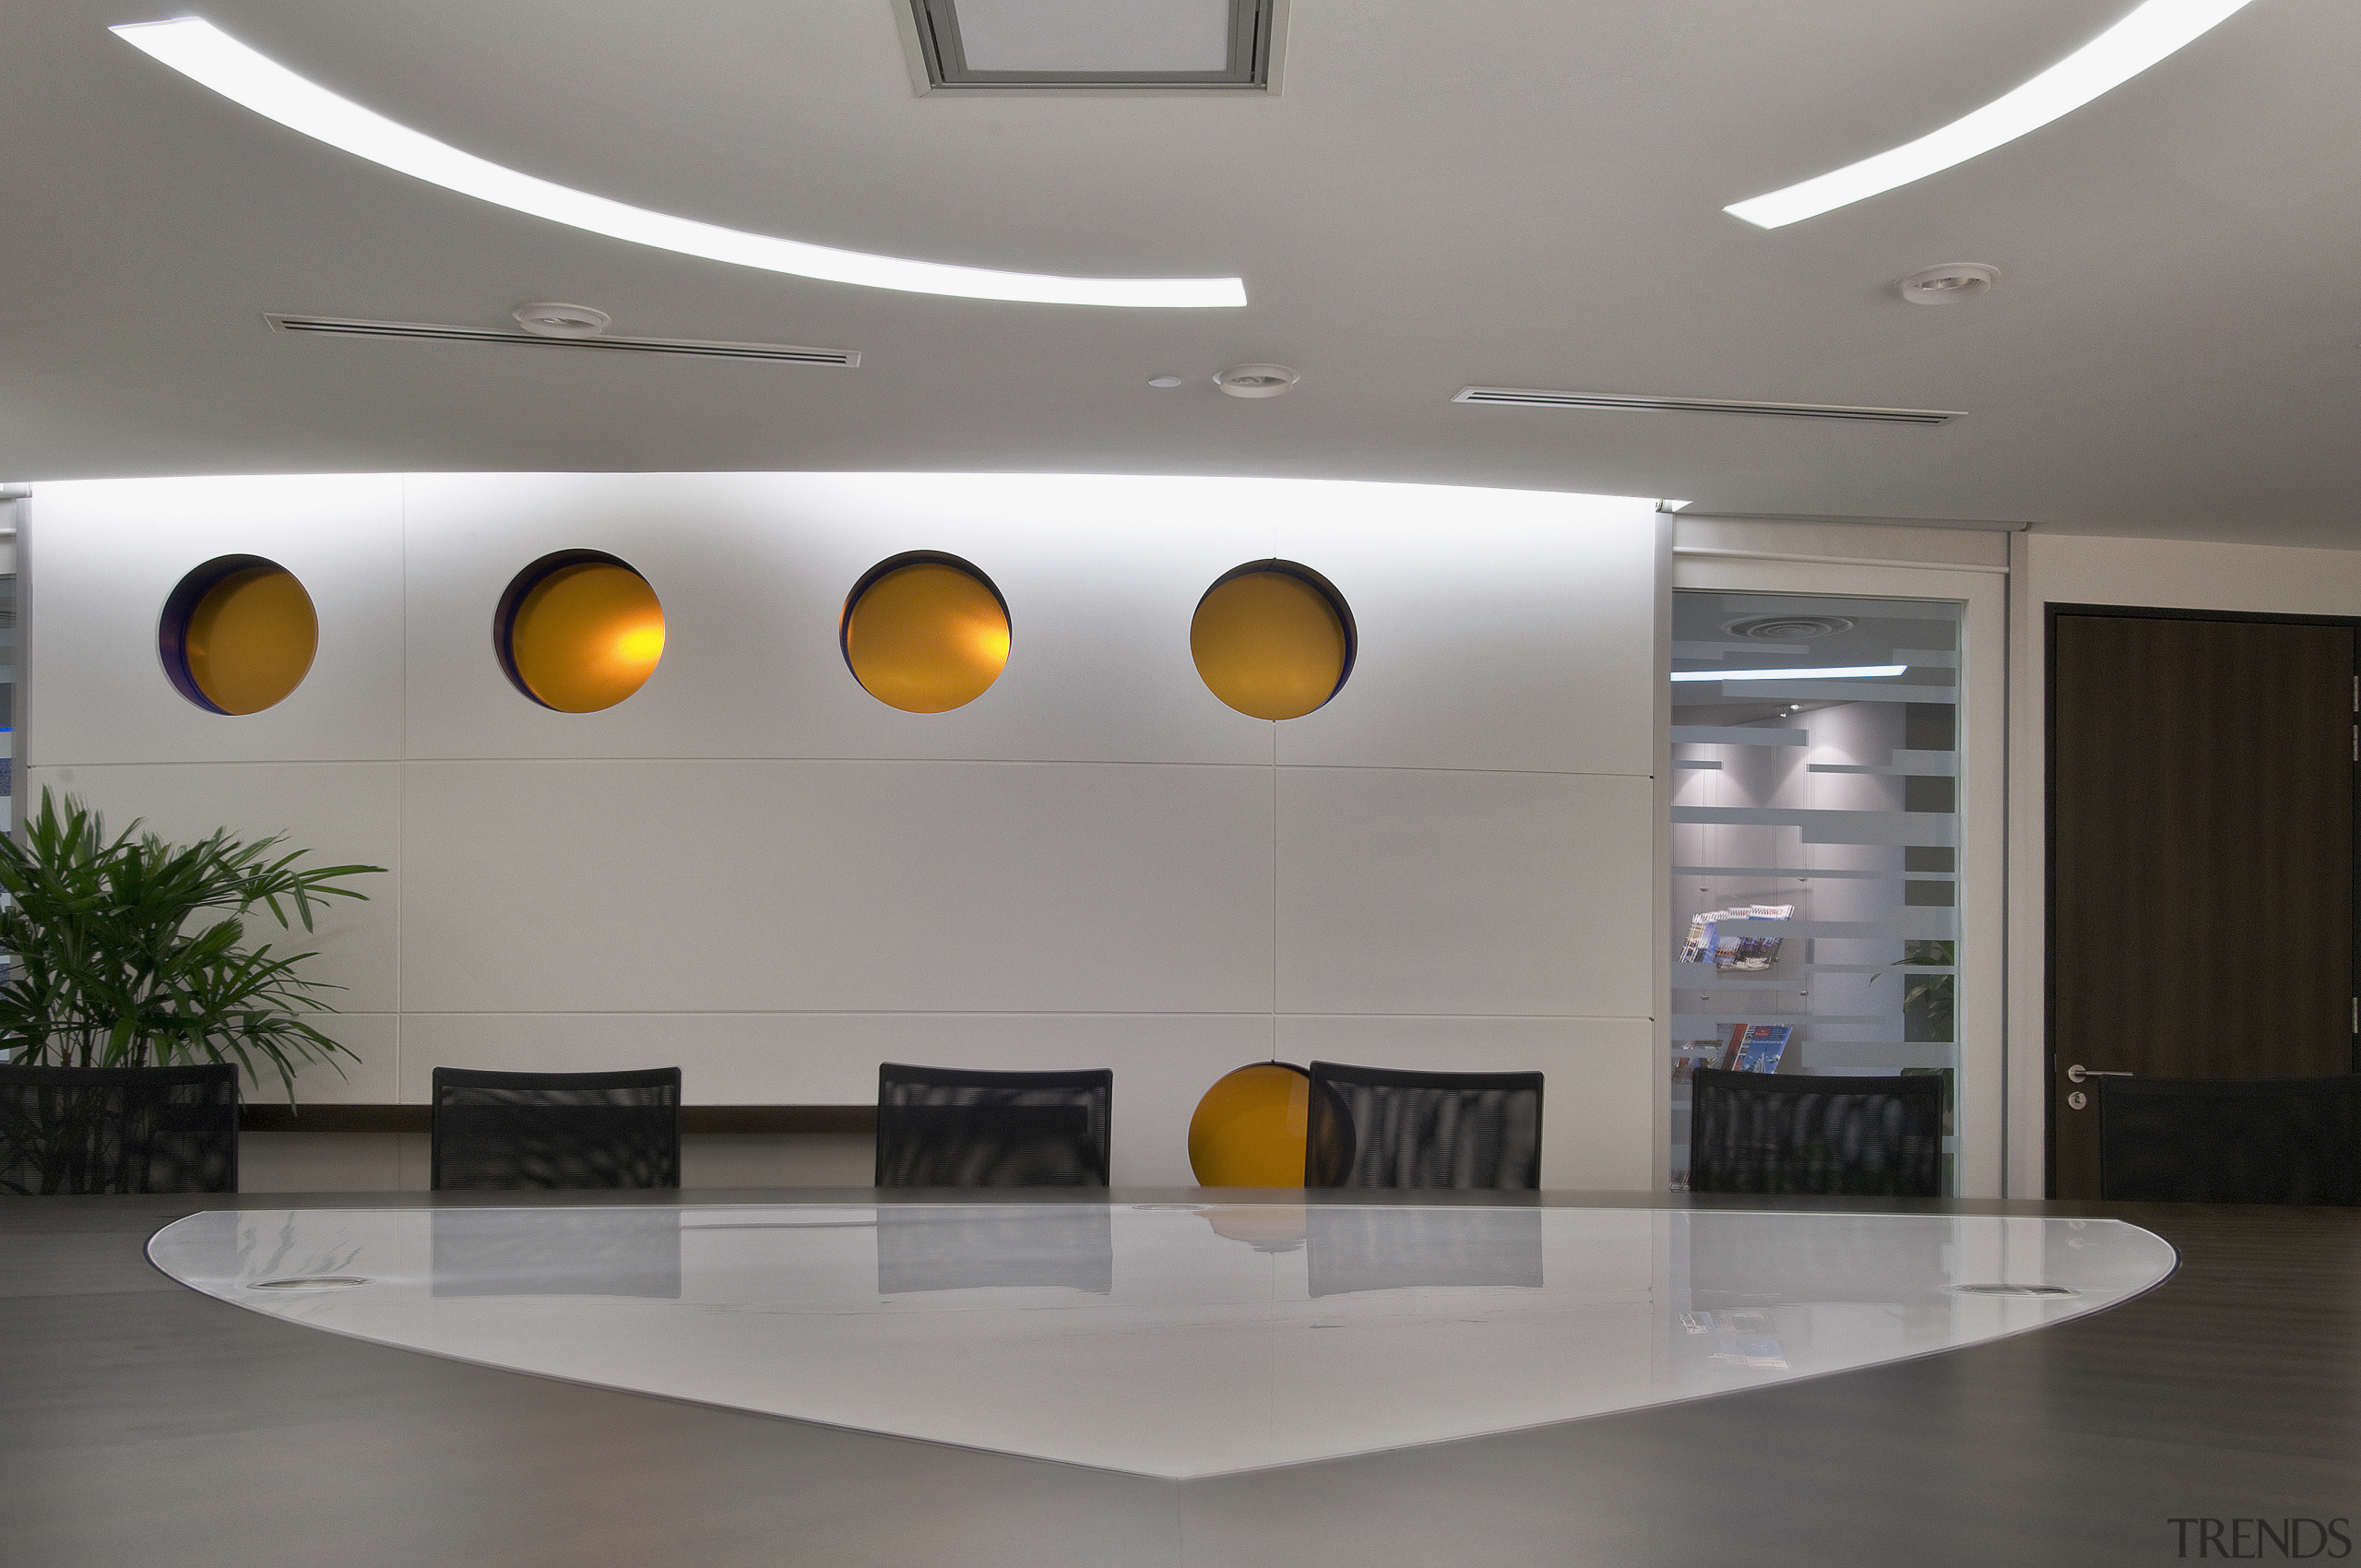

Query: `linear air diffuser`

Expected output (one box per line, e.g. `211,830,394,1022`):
1453,387,1961,426
265,315,860,366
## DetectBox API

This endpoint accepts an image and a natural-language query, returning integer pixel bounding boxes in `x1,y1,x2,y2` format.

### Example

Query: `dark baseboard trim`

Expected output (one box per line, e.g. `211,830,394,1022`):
239,1105,877,1136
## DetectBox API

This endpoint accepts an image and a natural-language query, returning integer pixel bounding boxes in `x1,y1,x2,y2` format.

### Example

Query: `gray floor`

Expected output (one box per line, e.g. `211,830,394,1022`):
6,1188,2356,1567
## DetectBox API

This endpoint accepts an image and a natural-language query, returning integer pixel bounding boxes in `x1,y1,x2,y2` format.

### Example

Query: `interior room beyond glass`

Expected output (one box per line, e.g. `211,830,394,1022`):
1669,590,1965,1193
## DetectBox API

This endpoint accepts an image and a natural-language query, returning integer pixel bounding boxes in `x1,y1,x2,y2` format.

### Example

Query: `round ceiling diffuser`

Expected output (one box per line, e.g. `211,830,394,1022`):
1723,613,1856,641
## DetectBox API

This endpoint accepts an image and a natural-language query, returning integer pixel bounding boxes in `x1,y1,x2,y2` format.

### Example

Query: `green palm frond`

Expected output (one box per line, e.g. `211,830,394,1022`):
0,790,386,1100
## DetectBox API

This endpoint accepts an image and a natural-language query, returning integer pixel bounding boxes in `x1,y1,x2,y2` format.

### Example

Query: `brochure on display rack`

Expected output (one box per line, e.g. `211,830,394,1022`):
1719,1023,1794,1075
1678,905,1795,965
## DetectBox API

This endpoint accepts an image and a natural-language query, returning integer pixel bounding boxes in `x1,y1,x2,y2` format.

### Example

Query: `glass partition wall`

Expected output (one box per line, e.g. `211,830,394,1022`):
1668,591,1965,1193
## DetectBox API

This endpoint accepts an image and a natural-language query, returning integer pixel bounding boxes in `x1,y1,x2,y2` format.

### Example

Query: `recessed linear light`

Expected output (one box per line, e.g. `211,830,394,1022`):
1670,665,1908,683
110,18,1246,309
1724,0,2256,229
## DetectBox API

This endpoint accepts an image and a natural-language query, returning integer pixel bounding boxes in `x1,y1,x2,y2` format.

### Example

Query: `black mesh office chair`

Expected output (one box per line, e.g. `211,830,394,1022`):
2098,1075,2361,1205
1303,1061,1543,1189
1688,1069,1941,1197
873,1063,1112,1187
0,1062,239,1195
430,1066,682,1191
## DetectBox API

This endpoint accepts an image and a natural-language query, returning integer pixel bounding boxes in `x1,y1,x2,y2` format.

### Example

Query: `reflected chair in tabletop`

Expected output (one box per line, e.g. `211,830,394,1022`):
430,1066,682,1191
0,1062,239,1195
2098,1075,2361,1205
1688,1069,1941,1198
873,1063,1111,1187
1304,1061,1543,1189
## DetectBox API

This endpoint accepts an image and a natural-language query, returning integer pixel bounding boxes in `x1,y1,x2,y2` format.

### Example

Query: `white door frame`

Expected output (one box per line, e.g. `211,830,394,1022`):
1667,553,2011,1198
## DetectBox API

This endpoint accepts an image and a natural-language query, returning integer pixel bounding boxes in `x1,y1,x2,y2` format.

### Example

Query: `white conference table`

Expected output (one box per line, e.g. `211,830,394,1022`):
6,1187,2355,1568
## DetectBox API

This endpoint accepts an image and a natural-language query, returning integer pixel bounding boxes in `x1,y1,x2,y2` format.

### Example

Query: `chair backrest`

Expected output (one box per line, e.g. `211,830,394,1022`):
1689,1069,1941,1197
2098,1075,2361,1205
430,1066,682,1191
1303,1061,1543,1189
0,1063,239,1195
874,1063,1112,1187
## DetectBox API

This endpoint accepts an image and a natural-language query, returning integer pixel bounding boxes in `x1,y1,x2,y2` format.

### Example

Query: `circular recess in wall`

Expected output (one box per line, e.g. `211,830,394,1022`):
1190,562,1355,720
159,555,318,715
494,551,667,712
840,552,1011,713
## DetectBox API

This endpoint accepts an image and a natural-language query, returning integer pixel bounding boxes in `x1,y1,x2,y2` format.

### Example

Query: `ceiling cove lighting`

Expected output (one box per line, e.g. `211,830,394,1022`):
1723,0,2256,229
110,18,1247,308
1671,665,1909,683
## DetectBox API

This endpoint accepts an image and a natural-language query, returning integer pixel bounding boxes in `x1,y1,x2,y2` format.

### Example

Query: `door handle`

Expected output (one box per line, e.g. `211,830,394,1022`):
2065,1064,2133,1085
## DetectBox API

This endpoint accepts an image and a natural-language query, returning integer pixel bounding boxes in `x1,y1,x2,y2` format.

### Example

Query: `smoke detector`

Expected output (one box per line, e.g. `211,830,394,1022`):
1898,264,1999,305
512,302,612,338
1216,363,1298,398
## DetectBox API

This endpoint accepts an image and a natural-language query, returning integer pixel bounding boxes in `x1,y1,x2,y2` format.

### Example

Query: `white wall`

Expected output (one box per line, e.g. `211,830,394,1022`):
25,472,1666,1189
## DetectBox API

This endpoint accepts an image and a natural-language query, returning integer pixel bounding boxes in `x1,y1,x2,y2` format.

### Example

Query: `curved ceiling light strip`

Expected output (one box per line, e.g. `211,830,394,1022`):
111,18,1247,308
1724,0,2255,229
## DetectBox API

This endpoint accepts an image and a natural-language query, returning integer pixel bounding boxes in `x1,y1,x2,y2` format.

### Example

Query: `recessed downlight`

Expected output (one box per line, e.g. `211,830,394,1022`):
1148,374,1186,388
1724,0,2258,228
1900,264,1999,305
110,18,1248,309
1216,364,1298,398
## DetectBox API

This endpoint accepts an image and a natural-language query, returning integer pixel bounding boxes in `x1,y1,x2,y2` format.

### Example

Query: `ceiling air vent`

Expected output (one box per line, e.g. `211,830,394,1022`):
908,0,1275,90
1453,387,1962,427
264,315,860,367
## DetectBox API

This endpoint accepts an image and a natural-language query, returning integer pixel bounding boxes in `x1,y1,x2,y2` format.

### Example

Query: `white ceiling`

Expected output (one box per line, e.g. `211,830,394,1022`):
5,1,2355,544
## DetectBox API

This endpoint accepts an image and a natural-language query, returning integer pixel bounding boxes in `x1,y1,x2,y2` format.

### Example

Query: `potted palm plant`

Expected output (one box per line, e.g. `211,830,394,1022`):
0,790,384,1194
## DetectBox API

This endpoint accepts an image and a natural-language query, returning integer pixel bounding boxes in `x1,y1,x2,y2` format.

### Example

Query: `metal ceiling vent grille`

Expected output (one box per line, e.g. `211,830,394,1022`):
909,0,1275,89
264,315,860,366
1453,388,1963,427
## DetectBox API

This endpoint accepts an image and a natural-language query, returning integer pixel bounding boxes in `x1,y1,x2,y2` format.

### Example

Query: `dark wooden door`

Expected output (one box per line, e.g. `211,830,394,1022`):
2049,610,2356,1197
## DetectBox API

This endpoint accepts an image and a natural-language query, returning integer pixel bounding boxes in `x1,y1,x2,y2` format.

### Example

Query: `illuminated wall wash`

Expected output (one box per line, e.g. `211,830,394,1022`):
26,471,1664,1190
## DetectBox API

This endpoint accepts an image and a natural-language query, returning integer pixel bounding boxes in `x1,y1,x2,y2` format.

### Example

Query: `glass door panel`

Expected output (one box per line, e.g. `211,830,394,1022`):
1669,591,1964,1192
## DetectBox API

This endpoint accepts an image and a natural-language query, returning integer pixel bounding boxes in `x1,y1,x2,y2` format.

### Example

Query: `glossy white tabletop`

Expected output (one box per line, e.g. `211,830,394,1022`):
148,1203,2174,1478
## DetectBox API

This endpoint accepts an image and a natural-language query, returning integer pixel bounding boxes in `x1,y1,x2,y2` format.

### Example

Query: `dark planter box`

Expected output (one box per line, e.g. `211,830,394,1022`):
0,1063,240,1194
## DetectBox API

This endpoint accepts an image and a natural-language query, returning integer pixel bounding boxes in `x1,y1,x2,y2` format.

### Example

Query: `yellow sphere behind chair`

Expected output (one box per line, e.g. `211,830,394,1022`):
1188,1063,1313,1187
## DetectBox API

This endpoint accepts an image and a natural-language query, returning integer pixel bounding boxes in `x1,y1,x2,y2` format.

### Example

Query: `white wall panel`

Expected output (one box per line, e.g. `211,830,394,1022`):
400,472,1277,766
28,470,1667,1194
237,1013,399,1106
1275,491,1659,776
22,761,401,1012
27,476,404,766
1274,1016,1658,1191
399,1011,1274,1186
401,758,1275,1015
1276,768,1655,1018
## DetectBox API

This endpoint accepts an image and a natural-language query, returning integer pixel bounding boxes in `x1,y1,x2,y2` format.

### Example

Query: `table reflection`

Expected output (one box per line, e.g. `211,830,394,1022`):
875,1204,1113,1294
1304,1206,1544,1296
432,1206,682,1299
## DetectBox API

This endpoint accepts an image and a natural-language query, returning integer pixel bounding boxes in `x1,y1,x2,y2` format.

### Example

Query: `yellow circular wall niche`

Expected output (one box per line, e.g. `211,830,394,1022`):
1190,563,1355,720
496,552,667,713
841,554,1011,713
160,556,319,715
